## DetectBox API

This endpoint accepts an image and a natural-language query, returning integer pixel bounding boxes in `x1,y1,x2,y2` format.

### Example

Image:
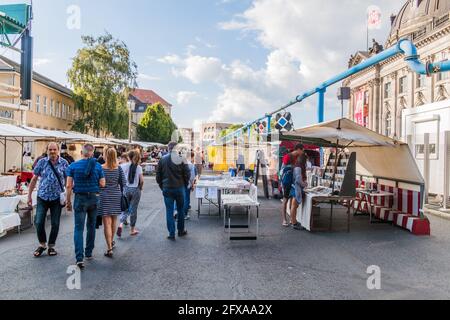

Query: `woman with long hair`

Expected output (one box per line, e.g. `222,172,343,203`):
117,149,144,238
290,154,308,230
99,147,126,258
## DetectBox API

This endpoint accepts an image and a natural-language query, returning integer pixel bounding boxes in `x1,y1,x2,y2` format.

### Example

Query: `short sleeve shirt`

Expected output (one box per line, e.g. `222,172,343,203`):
120,163,143,188
66,159,105,193
34,157,69,201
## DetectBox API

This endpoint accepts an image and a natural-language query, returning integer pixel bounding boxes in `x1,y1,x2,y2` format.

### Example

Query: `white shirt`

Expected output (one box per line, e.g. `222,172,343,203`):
120,163,143,188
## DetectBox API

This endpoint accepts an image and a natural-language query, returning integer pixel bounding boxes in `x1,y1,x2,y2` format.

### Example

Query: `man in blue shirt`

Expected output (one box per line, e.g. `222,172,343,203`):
66,144,105,269
28,142,69,258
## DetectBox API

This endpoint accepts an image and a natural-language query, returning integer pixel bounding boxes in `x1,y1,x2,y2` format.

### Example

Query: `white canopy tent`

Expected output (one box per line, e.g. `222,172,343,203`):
282,118,424,186
0,124,48,173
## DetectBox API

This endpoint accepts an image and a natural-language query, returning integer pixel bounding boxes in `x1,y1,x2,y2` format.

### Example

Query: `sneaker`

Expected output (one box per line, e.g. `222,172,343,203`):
292,223,302,230
178,230,188,237
123,220,129,226
85,256,93,261
167,235,176,241
76,261,85,270
185,215,191,220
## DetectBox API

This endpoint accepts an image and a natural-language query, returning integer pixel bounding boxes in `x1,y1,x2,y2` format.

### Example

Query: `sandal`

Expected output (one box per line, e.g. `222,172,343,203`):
130,230,140,236
34,246,47,257
104,249,113,258
48,248,58,256
282,222,290,227
112,241,116,249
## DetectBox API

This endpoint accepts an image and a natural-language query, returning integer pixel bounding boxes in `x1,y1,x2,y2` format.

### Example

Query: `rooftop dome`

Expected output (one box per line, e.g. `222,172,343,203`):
386,0,450,47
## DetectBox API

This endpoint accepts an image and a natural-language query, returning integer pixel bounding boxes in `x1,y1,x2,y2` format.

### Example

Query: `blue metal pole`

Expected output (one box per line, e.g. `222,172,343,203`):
317,88,326,123
267,115,272,134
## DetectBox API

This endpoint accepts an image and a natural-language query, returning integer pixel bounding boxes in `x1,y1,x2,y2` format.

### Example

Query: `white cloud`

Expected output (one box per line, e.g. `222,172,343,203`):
33,58,51,68
182,55,224,84
157,54,183,65
177,91,198,104
138,73,160,81
167,0,404,127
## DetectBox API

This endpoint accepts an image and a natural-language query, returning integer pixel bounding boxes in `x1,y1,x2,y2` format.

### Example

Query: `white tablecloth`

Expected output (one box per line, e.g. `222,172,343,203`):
0,196,21,214
298,194,315,232
0,176,17,193
0,212,21,235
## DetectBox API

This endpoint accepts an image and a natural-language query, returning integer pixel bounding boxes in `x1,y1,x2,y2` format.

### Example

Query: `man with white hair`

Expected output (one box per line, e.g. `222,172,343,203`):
66,144,105,269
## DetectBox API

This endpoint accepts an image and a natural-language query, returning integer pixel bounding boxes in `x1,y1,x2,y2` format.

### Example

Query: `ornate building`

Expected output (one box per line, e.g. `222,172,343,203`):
344,0,450,140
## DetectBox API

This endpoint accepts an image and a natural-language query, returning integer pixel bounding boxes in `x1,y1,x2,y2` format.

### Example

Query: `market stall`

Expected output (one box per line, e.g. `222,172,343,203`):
0,125,46,237
281,118,429,235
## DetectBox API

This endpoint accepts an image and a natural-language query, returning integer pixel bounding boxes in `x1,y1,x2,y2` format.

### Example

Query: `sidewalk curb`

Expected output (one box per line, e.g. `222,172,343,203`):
425,208,450,221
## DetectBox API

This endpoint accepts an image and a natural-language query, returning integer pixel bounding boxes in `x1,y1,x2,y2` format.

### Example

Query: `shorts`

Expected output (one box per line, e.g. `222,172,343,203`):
283,184,292,199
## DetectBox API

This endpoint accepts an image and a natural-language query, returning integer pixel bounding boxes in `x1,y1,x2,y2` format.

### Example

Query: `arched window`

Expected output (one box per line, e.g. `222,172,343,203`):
385,111,392,137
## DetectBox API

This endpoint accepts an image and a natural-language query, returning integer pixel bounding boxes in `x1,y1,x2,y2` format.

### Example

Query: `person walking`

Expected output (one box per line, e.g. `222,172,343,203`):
99,148,126,258
117,150,144,238
280,144,304,227
28,142,69,257
194,147,203,177
156,142,190,240
290,154,308,230
66,144,105,270
183,152,197,220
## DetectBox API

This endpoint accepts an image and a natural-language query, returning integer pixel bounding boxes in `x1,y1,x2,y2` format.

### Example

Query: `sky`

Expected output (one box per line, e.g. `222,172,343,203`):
2,0,406,132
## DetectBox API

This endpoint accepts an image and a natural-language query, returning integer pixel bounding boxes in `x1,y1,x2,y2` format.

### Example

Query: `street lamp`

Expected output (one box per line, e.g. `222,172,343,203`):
127,99,135,144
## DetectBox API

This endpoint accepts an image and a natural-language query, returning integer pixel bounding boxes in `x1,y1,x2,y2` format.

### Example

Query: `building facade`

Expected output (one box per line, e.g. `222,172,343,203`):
201,122,233,145
344,0,450,204
344,0,450,139
179,128,194,148
0,55,77,130
129,89,172,125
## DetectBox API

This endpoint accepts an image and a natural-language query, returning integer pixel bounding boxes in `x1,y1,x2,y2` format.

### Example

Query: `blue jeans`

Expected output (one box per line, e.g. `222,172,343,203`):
184,187,191,215
163,187,185,237
73,193,99,262
35,197,62,246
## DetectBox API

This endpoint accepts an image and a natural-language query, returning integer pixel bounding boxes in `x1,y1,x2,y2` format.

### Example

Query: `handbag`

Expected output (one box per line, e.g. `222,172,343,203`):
48,160,66,207
118,166,129,212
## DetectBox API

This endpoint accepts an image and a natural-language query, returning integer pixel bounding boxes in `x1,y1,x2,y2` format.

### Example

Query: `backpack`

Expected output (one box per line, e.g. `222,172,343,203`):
280,154,294,187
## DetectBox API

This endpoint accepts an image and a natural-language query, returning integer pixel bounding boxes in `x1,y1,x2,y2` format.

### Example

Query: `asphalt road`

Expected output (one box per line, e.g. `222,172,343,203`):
1,176,450,300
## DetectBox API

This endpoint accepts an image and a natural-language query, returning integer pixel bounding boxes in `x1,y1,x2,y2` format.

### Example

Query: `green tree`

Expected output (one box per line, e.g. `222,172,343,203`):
137,103,178,144
67,32,138,138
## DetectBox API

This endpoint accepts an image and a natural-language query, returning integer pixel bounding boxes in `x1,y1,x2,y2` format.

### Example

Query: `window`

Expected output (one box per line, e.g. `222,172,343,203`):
62,103,66,119
67,106,71,120
417,74,426,88
50,99,54,117
43,97,47,114
35,95,40,113
384,82,391,98
56,102,60,118
414,120,439,160
437,60,449,81
385,111,392,137
399,76,407,94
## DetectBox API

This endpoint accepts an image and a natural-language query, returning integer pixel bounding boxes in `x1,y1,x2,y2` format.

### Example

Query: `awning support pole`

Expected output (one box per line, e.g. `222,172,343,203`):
444,131,449,210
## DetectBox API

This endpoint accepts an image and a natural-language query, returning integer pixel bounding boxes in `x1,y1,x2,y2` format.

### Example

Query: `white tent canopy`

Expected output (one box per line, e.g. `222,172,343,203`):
108,139,166,148
282,118,424,186
284,118,397,147
0,124,47,139
21,126,74,140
